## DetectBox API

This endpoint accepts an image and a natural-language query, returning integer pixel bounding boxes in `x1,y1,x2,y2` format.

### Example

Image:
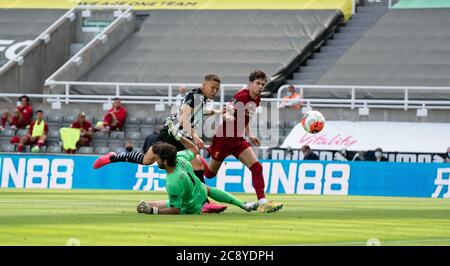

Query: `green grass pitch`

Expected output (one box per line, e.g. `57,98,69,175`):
1,189,450,246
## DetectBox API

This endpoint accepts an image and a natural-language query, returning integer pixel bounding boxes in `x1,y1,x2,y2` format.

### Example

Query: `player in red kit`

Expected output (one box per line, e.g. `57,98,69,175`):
94,98,127,132
201,70,283,213
1,95,33,131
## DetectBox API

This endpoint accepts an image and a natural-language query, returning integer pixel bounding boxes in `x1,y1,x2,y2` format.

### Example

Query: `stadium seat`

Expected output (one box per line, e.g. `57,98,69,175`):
0,129,15,143
127,117,141,125
47,114,63,125
48,125,61,132
110,147,126,154
47,130,60,140
63,115,76,124
78,146,94,154
124,125,139,132
140,125,155,136
109,131,125,139
0,128,16,137
125,131,141,140
141,117,154,125
93,131,108,139
16,129,28,137
47,145,62,154
92,139,108,147
0,144,15,152
108,140,123,147
94,147,110,154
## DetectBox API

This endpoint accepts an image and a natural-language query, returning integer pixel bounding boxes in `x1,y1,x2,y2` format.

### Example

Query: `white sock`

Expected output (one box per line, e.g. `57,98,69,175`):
258,198,268,205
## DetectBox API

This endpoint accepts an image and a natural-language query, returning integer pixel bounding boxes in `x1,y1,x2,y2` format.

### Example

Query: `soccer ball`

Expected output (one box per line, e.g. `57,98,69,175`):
301,110,325,134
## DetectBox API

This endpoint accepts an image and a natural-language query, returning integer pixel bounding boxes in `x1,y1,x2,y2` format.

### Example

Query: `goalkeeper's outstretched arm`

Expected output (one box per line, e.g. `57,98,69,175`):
179,135,199,156
166,117,199,155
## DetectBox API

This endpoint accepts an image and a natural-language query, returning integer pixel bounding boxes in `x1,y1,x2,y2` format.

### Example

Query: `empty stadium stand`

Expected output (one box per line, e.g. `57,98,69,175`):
83,10,343,96
0,9,65,67
315,8,450,89
287,1,388,85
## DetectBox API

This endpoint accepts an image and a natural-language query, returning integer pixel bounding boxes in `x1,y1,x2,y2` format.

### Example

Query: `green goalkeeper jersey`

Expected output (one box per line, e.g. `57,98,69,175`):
165,150,207,214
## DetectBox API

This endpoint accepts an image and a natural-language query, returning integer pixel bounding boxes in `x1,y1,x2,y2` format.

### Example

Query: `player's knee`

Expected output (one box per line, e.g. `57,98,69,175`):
250,161,263,175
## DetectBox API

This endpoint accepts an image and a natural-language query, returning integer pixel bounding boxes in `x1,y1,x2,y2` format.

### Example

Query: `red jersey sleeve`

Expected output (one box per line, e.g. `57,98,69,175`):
115,107,127,129
85,121,93,131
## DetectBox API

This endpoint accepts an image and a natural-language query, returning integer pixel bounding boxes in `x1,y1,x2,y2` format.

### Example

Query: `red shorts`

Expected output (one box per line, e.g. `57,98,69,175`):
208,137,251,161
24,136,42,145
11,117,28,129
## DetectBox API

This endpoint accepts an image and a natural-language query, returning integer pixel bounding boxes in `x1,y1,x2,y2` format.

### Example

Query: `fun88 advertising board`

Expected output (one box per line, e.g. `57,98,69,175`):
0,154,449,198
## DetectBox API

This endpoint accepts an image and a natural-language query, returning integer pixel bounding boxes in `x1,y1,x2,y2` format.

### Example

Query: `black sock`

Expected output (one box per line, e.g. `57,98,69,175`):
194,170,206,184
110,151,144,164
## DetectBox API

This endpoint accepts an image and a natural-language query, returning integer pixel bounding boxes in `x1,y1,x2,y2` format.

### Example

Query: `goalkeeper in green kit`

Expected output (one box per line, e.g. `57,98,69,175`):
136,119,259,215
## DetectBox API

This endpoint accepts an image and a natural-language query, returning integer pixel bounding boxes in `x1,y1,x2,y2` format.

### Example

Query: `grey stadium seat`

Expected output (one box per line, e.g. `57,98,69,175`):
127,117,141,125
78,146,94,154
109,131,125,139
47,130,60,140
0,128,16,137
110,147,126,154
63,115,76,124
47,145,62,154
140,125,155,136
93,131,108,139
0,144,15,152
16,129,29,137
94,147,110,154
92,139,108,147
108,139,123,147
125,131,141,140
124,125,140,132
141,117,154,125
47,114,63,125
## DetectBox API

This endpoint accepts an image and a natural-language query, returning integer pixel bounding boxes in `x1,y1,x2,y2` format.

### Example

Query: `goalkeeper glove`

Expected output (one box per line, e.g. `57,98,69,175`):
166,117,183,141
137,201,159,214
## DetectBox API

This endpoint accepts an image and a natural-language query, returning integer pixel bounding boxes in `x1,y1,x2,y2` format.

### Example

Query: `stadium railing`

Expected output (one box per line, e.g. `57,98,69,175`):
5,81,450,114
44,6,134,83
44,80,246,107
277,84,450,114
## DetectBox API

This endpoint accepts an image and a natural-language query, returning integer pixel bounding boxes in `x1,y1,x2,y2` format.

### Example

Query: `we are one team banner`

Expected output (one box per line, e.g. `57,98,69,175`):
0,154,449,198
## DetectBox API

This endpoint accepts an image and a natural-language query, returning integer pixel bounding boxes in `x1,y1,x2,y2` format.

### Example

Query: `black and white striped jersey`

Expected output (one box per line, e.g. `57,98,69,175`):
168,88,206,133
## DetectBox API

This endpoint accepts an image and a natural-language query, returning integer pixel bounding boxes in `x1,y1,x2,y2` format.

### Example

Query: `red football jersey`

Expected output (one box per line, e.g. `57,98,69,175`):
216,88,260,139
71,120,93,132
17,104,33,128
107,106,127,130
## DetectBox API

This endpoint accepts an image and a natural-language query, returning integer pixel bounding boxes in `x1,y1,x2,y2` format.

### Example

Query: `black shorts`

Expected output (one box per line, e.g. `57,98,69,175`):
155,126,187,152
